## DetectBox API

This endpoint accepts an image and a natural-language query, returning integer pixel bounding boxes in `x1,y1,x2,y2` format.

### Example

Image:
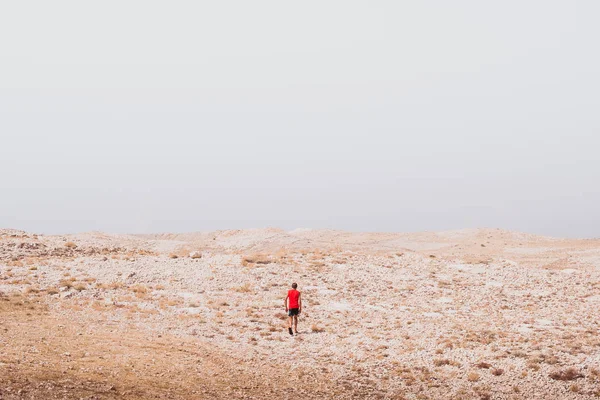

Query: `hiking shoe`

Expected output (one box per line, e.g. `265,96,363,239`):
288,328,293,336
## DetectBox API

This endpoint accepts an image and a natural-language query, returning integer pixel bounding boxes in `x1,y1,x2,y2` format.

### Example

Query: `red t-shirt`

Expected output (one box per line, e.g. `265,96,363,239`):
287,289,300,309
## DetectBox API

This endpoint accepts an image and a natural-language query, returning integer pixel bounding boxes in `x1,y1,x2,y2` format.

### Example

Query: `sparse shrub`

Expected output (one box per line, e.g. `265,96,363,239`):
131,285,148,294
526,359,541,371
190,251,202,259
569,384,580,393
46,287,59,295
475,362,492,369
545,355,559,365
549,368,583,381
467,372,480,382
311,324,325,333
234,283,252,293
434,358,460,367
74,284,87,291
491,368,504,376
169,253,178,259
59,279,75,289
65,242,77,249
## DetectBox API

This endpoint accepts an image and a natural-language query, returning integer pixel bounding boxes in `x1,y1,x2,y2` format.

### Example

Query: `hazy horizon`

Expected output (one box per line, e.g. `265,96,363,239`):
1,1,599,238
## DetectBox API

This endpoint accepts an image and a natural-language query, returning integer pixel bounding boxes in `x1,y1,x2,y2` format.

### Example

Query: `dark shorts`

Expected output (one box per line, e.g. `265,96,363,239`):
288,308,299,317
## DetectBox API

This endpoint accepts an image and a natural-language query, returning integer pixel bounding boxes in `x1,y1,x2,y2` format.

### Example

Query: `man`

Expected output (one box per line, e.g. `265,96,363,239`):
284,283,302,336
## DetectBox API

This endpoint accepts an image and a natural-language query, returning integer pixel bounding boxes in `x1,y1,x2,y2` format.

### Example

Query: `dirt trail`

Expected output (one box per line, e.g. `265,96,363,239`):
1,293,318,399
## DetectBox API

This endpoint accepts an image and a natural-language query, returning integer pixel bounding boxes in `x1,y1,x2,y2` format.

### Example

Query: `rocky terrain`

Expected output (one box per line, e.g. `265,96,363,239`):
1,227,600,399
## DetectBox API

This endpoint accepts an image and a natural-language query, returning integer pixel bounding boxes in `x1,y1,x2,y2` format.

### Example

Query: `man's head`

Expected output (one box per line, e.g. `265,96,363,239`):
292,283,297,289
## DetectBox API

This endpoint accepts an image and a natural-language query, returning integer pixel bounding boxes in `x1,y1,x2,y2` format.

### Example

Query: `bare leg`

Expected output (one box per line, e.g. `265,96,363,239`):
293,316,298,333
288,316,293,329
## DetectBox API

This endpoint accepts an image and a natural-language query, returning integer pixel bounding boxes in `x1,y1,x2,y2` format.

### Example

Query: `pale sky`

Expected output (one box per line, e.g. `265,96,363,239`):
1,1,599,237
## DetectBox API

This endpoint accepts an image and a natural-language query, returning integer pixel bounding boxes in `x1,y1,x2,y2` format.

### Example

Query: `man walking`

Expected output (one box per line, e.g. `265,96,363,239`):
285,283,302,336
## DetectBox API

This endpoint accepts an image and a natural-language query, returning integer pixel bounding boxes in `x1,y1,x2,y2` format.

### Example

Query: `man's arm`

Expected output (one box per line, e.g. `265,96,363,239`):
298,293,302,314
284,295,289,311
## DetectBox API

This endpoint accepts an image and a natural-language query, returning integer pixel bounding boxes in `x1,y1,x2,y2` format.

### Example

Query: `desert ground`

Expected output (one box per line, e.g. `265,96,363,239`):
1,227,600,399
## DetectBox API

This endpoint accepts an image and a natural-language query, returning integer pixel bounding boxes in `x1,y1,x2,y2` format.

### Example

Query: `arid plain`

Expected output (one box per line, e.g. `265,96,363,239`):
1,228,600,399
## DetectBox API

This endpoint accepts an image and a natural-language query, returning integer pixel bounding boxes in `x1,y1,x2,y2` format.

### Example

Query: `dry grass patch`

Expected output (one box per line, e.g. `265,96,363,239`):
64,241,77,248
108,281,125,290
131,285,150,299
7,260,23,267
241,253,273,267
162,298,183,307
23,286,40,294
274,312,287,320
463,256,491,265
309,262,326,271
466,330,497,345
311,324,325,333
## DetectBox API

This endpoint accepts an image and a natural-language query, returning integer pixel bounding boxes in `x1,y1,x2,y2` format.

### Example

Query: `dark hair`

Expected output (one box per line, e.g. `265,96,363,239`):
292,283,297,289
